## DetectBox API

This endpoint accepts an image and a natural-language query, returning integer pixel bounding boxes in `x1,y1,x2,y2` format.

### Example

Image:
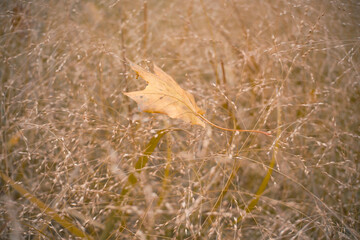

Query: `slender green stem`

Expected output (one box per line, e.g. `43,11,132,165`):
0,171,93,240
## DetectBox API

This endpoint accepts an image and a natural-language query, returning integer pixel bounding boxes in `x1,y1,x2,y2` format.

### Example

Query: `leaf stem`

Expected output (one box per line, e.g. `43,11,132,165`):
197,114,271,136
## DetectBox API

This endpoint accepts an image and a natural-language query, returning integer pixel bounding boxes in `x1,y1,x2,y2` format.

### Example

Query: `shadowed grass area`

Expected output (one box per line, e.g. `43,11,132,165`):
1,0,359,239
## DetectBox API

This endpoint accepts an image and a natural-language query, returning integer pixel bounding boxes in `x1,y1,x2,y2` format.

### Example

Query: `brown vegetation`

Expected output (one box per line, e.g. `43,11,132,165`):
1,0,359,239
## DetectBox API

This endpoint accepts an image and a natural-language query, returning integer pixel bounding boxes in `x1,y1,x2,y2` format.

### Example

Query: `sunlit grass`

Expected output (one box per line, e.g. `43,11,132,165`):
1,0,359,239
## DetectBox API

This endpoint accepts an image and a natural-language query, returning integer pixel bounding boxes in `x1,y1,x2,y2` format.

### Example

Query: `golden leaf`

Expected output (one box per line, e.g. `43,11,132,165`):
124,61,270,136
124,61,205,127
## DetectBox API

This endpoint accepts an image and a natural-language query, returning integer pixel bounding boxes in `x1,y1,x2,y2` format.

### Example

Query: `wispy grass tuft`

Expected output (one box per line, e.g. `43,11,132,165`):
1,0,359,239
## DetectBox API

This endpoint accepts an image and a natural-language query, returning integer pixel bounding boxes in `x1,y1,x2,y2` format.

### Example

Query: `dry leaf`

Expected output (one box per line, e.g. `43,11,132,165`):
124,61,271,136
124,61,205,127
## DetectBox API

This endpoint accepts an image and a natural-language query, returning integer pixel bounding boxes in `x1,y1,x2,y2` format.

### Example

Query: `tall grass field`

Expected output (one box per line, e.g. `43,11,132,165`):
1,0,359,239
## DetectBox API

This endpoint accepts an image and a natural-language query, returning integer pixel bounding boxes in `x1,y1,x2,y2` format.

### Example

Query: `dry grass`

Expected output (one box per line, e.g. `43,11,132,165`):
1,0,359,239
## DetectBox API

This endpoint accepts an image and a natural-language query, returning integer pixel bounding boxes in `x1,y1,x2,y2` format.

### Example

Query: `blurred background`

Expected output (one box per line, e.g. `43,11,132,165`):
1,0,359,239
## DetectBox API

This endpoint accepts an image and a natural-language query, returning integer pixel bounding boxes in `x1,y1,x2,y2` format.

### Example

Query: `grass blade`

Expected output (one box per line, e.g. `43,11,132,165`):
0,171,93,240
237,90,281,222
100,128,172,240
